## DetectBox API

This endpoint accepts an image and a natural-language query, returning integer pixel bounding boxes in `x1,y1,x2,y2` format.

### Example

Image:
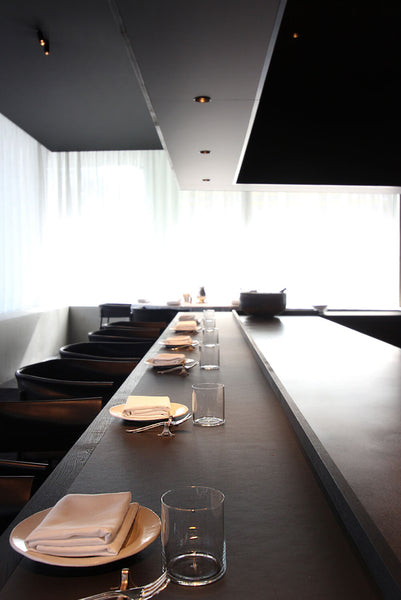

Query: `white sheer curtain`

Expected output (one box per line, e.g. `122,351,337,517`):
0,112,399,313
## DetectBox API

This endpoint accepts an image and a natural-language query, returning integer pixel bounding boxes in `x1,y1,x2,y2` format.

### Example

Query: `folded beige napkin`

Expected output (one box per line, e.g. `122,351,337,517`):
174,320,197,331
25,492,137,557
123,395,171,419
152,353,186,366
164,335,193,346
178,313,197,321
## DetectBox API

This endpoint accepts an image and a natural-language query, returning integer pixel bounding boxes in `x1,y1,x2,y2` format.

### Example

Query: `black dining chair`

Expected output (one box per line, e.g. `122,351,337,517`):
60,341,153,360
131,307,177,325
104,320,167,333
15,358,138,403
99,303,132,327
88,331,156,343
0,397,102,457
0,459,50,533
88,327,161,340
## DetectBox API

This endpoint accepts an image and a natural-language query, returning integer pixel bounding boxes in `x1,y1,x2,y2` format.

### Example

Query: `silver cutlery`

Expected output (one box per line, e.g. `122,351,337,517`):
76,570,169,600
157,416,174,437
156,360,198,375
76,571,169,600
126,412,191,433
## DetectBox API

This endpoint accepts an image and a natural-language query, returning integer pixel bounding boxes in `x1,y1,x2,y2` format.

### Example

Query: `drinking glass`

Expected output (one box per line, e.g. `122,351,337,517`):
199,343,220,370
192,382,225,426
202,327,219,346
161,486,226,586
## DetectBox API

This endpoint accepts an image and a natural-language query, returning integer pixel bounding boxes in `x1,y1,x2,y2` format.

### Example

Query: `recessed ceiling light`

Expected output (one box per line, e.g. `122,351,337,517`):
200,150,211,154
202,178,211,182
194,95,211,103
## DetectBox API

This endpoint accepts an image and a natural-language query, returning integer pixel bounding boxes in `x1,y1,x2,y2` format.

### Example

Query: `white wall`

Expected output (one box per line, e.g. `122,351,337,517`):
0,307,69,384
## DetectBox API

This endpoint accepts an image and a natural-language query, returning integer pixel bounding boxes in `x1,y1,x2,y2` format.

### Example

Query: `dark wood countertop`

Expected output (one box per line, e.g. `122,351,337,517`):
237,312,401,598
0,312,382,599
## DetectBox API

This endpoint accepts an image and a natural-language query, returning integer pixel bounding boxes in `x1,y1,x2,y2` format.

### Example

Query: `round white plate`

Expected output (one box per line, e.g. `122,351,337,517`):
109,402,189,422
9,504,160,567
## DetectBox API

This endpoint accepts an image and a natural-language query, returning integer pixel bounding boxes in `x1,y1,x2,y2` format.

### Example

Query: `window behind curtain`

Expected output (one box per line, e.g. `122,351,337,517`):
0,113,399,313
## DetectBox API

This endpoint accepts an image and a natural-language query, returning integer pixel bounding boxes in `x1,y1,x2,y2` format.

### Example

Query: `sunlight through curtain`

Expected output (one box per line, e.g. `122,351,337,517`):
0,113,399,313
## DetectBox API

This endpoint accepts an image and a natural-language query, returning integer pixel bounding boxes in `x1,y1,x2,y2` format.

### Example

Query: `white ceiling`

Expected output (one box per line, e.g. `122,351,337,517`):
0,0,286,191
116,0,285,191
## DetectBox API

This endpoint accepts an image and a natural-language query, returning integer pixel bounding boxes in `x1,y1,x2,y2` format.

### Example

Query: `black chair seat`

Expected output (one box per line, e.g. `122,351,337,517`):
60,341,153,360
15,358,138,402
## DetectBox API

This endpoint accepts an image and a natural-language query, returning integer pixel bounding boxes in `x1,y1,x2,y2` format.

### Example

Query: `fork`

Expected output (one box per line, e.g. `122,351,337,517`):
125,412,191,433
157,416,174,437
76,570,169,600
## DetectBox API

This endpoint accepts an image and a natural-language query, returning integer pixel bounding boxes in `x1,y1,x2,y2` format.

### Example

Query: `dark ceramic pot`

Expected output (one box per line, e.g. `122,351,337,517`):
239,291,286,317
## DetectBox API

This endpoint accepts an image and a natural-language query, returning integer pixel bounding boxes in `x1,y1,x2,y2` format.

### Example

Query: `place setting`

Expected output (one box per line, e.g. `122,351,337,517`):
109,395,191,437
170,319,200,334
10,482,226,598
9,491,161,569
159,334,199,351
145,352,198,375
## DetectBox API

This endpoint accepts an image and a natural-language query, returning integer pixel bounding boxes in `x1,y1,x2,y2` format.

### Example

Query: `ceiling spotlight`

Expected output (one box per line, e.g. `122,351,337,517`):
194,95,211,103
202,178,211,182
37,29,46,46
37,29,50,55
200,150,211,155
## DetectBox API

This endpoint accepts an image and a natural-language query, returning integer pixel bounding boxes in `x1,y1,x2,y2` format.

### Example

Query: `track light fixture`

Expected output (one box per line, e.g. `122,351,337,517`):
37,29,50,55
37,30,45,46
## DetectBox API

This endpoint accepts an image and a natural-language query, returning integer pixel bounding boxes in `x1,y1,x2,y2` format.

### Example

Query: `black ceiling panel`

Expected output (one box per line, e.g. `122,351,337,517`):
238,0,401,186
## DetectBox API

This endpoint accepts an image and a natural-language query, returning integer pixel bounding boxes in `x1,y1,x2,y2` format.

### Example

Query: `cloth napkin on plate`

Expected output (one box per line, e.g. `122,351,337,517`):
174,320,197,331
152,353,186,366
122,395,171,419
164,335,192,346
178,313,197,321
25,492,138,557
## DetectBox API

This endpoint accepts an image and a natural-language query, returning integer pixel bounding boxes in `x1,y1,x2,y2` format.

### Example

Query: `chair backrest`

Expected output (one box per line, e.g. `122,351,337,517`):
104,320,166,333
89,327,160,340
99,303,131,327
131,307,177,324
0,398,103,452
15,358,136,402
60,341,153,360
0,476,34,532
88,332,155,343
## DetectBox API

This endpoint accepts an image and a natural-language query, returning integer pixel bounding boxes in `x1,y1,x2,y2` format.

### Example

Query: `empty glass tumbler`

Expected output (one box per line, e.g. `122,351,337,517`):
192,382,225,426
161,486,226,586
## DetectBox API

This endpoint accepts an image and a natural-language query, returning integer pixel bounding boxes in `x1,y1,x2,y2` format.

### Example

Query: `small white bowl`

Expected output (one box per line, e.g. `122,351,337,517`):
313,304,328,312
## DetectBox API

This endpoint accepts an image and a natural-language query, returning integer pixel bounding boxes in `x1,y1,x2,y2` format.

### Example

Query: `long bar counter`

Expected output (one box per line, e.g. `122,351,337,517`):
237,312,401,598
0,312,385,599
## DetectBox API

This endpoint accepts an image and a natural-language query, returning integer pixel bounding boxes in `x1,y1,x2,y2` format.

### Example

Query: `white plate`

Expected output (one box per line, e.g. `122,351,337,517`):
145,357,196,368
109,402,189,422
9,504,160,567
159,340,199,349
